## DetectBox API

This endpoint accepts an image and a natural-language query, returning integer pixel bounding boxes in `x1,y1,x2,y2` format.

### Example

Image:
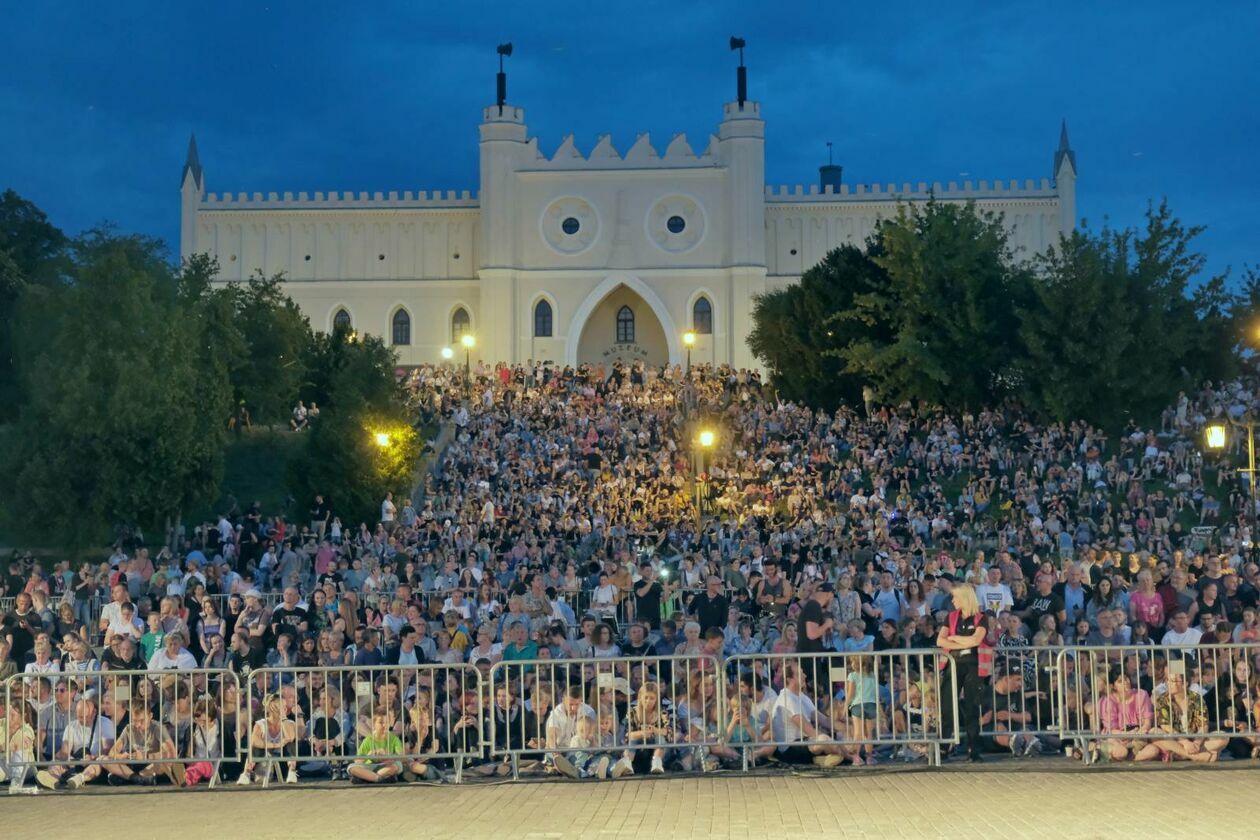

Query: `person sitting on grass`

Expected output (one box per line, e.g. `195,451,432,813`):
349,708,404,784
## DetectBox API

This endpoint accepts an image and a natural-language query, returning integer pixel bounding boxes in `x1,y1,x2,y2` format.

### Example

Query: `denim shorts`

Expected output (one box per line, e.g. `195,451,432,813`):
850,702,879,720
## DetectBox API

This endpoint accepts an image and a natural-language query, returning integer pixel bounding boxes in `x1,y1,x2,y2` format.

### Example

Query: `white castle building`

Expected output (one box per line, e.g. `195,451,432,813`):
179,57,1077,371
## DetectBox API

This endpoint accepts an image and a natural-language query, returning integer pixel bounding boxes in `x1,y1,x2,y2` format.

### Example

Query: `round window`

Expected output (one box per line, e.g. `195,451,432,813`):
666,215,686,234
561,217,581,235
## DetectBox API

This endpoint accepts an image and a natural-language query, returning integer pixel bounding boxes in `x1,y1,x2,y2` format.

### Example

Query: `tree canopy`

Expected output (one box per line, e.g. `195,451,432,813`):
751,198,1250,427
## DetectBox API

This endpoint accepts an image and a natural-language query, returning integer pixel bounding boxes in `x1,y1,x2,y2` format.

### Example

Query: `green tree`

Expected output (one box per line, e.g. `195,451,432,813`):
0,190,68,418
1020,202,1235,427
1,230,232,546
288,330,418,525
837,201,1030,412
228,271,312,424
748,244,888,410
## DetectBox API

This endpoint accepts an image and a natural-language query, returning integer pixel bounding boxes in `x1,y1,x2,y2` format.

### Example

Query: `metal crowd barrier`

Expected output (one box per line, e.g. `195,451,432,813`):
1056,642,1260,764
1,668,242,789
725,650,959,768
487,654,724,778
244,663,484,784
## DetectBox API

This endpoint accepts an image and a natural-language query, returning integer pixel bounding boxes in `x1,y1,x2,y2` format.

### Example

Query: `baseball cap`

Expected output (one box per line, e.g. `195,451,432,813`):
817,582,836,593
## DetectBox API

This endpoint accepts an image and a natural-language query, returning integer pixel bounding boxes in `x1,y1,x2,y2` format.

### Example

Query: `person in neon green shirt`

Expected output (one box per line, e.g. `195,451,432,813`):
349,709,403,783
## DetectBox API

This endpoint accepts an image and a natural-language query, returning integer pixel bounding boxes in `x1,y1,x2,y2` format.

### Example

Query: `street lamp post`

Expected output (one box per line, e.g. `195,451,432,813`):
695,428,715,524
460,334,475,398
682,331,696,416
1206,418,1258,549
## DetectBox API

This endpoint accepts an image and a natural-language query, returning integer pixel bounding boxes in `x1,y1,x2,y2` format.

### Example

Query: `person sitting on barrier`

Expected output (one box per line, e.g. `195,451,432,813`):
613,679,675,777
101,698,184,786
238,694,298,784
35,693,116,790
349,708,403,783
768,662,846,768
1137,661,1227,762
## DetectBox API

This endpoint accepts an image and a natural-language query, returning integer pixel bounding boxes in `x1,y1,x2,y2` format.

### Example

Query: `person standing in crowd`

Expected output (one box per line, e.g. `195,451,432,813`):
938,583,989,762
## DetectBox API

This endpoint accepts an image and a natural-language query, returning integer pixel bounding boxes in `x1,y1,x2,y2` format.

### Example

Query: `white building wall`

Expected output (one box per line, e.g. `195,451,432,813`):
181,95,1074,371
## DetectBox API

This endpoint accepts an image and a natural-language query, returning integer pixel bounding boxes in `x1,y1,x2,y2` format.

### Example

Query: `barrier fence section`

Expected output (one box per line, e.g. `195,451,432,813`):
487,654,725,779
980,645,1065,753
1,668,242,789
244,663,484,785
1055,642,1260,765
725,650,959,768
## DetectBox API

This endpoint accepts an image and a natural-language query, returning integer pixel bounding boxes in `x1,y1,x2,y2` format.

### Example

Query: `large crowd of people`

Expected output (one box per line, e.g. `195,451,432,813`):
3,359,1260,790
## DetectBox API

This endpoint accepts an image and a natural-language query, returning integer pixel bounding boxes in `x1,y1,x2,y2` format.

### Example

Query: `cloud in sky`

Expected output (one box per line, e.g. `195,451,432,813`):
1,0,1256,278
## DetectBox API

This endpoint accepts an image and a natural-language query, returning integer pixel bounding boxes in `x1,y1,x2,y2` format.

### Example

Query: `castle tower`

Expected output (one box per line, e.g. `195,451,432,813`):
1054,120,1077,233
179,134,204,260
477,58,530,364
713,48,766,370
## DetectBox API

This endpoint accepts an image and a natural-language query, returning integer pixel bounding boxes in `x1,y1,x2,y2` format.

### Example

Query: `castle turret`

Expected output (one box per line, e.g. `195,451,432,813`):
714,39,766,370
478,46,530,363
179,134,204,260
1054,120,1077,233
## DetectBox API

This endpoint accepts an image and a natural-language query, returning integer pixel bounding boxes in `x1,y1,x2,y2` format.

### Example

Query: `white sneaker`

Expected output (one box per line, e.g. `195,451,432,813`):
650,755,664,774
286,770,298,784
612,757,635,778
236,773,252,786
66,774,86,790
593,756,611,779
552,754,580,779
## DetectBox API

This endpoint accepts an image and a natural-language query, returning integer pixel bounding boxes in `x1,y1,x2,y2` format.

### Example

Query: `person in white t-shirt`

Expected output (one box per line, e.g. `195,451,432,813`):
768,663,845,766
974,567,1014,615
1160,610,1203,647
380,492,396,525
35,695,117,790
546,686,596,778
147,633,198,670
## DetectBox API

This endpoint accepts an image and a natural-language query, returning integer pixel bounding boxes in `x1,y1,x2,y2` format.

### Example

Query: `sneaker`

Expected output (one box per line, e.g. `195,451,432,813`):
702,756,721,772
134,773,157,786
401,770,418,783
495,762,513,777
66,774,87,790
650,755,664,775
594,756,611,779
865,755,878,766
236,773,252,786
1023,737,1042,757
1009,734,1022,755
552,754,581,779
286,769,298,784
812,754,843,768
35,770,59,791
0,768,7,784
612,757,635,778
167,765,187,787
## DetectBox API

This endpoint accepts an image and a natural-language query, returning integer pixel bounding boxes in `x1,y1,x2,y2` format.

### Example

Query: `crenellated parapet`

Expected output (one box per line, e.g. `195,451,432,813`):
520,131,722,170
199,190,480,210
764,178,1059,203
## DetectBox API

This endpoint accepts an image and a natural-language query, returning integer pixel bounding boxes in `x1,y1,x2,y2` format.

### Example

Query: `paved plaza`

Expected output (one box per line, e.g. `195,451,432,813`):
5,766,1259,839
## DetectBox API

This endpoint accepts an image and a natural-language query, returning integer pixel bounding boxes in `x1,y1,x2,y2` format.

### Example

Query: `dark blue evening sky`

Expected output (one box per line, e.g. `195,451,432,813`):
2,1,1256,280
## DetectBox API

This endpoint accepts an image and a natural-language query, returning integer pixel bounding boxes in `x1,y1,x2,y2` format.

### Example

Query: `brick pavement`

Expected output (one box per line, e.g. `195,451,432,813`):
4,766,1260,839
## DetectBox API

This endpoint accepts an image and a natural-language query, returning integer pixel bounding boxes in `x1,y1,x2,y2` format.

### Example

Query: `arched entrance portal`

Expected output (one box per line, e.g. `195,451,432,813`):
576,284,669,368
